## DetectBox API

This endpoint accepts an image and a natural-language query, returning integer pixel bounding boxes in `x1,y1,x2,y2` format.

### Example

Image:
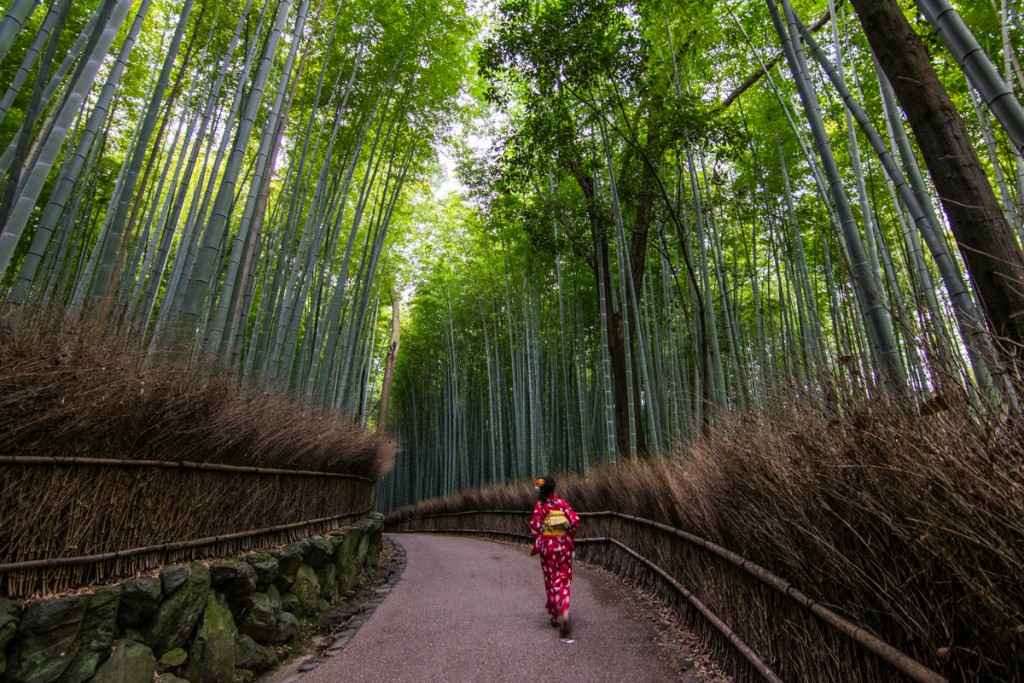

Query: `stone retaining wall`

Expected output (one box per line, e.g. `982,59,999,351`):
0,514,385,683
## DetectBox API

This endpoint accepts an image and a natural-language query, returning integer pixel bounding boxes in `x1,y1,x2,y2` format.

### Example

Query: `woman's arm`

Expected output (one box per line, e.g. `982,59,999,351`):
529,501,545,555
564,501,580,534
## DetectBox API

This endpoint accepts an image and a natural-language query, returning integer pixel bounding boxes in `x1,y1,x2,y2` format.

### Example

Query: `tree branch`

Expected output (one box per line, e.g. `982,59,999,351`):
718,0,843,112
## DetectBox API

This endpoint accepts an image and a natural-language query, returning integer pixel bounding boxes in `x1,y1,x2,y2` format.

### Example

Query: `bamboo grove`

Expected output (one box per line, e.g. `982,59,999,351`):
1,0,1023,513
0,0,474,416
379,0,1024,509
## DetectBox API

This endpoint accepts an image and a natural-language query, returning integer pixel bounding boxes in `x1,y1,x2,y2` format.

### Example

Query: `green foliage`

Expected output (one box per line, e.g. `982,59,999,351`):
3,0,1023,515
383,0,1024,508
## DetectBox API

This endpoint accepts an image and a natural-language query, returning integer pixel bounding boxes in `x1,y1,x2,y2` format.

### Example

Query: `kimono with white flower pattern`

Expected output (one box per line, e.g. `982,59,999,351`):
530,496,580,618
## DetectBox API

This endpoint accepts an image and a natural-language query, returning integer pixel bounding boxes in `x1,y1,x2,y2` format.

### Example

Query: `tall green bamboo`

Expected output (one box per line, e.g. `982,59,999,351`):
206,0,311,356
915,0,1024,156
792,10,1003,395
0,0,64,130
768,0,906,391
0,0,40,68
9,0,152,305
87,0,194,311
0,0,133,277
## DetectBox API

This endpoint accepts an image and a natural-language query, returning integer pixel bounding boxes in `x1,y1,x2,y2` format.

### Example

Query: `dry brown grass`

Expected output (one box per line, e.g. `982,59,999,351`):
0,317,397,476
388,390,1024,681
0,317,398,597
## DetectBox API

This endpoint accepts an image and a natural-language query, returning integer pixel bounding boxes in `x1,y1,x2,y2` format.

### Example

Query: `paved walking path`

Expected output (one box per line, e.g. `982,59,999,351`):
300,534,681,683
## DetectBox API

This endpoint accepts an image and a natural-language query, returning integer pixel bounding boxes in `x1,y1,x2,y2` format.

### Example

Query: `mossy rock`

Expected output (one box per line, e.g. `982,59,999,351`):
237,592,277,644
155,674,190,683
0,604,19,676
366,534,383,570
316,564,338,602
159,566,190,596
185,592,237,683
0,597,20,619
121,628,144,643
366,513,385,567
339,554,365,595
242,554,278,592
61,588,121,683
303,537,334,570
354,537,370,573
118,577,162,630
210,561,257,619
210,561,256,600
326,530,349,556
8,588,119,683
290,564,321,616
279,592,300,615
265,585,282,612
272,612,299,644
141,563,211,656
354,523,373,568
333,530,363,595
273,542,306,592
7,594,87,683
332,528,360,567
89,639,156,683
234,634,277,673
156,647,188,673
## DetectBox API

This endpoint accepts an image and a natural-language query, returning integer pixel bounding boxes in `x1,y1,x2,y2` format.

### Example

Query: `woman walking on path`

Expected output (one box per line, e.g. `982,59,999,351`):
530,476,580,643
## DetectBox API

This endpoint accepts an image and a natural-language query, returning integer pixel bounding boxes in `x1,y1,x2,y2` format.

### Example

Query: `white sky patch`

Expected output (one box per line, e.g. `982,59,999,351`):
431,102,499,201
434,150,462,199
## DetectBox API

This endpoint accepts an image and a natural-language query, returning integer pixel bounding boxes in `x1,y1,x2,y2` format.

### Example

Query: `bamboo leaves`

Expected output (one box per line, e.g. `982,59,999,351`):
2,0,1023,509
385,0,1024,507
0,0,475,429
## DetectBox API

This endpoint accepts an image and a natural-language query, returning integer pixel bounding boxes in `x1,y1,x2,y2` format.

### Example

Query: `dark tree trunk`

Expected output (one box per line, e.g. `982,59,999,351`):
377,291,400,433
850,0,1024,357
597,226,634,459
564,157,638,460
623,147,656,457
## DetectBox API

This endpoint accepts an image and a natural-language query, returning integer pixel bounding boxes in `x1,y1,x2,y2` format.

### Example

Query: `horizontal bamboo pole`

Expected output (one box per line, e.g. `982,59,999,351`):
389,509,948,683
392,528,530,541
392,509,526,525
0,455,373,481
605,513,948,683
0,506,374,573
586,537,785,683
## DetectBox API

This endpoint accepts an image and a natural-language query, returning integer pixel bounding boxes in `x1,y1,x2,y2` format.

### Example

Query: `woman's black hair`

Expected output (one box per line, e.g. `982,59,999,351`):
536,475,556,500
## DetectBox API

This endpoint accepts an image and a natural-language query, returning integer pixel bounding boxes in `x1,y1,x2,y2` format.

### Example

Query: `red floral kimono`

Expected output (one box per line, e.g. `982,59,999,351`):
530,496,580,618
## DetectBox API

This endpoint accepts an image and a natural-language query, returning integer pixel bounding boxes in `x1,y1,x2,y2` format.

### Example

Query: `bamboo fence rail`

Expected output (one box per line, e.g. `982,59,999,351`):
0,456,377,597
387,509,948,683
0,508,374,572
0,455,374,480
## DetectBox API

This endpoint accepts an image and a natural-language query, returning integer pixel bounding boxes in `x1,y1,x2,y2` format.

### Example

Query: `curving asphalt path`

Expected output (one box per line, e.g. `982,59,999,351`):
300,534,681,683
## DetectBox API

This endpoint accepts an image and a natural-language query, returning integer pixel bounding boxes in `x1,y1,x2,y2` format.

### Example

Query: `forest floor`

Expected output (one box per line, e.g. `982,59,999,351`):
261,534,732,683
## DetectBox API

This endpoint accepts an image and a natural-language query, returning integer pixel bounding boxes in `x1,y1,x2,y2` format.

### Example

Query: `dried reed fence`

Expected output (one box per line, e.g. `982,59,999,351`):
0,457,375,598
0,319,398,598
385,391,1024,682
